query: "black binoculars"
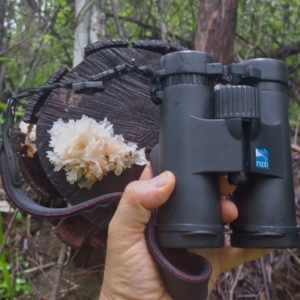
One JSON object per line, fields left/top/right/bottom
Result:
{"left": 150, "top": 50, "right": 300, "bottom": 249}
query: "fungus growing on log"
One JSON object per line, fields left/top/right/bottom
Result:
{"left": 19, "top": 121, "right": 37, "bottom": 157}
{"left": 46, "top": 115, "right": 148, "bottom": 189}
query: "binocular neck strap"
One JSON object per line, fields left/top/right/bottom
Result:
{"left": 1, "top": 148, "right": 211, "bottom": 299}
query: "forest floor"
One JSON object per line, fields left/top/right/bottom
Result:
{"left": 0, "top": 213, "right": 104, "bottom": 299}
{"left": 2, "top": 147, "right": 300, "bottom": 299}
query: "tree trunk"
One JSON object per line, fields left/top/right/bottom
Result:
{"left": 73, "top": 0, "right": 93, "bottom": 67}
{"left": 157, "top": 0, "right": 167, "bottom": 41}
{"left": 194, "top": 0, "right": 237, "bottom": 64}
{"left": 89, "top": 0, "right": 106, "bottom": 43}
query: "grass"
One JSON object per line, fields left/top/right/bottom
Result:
{"left": 0, "top": 212, "right": 13, "bottom": 299}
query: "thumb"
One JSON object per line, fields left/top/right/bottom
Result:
{"left": 108, "top": 171, "right": 176, "bottom": 239}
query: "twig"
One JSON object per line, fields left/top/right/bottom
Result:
{"left": 229, "top": 265, "right": 243, "bottom": 300}
{"left": 0, "top": 31, "right": 37, "bottom": 56}
{"left": 0, "top": 209, "right": 19, "bottom": 257}
{"left": 110, "top": 0, "right": 125, "bottom": 38}
{"left": 260, "top": 257, "right": 270, "bottom": 300}
{"left": 286, "top": 287, "right": 295, "bottom": 300}
{"left": 27, "top": 256, "right": 53, "bottom": 285}
{"left": 291, "top": 143, "right": 300, "bottom": 153}
{"left": 287, "top": 249, "right": 300, "bottom": 267}
{"left": 293, "top": 86, "right": 300, "bottom": 104}
{"left": 17, "top": 262, "right": 56, "bottom": 274}
{"left": 294, "top": 111, "right": 300, "bottom": 144}
{"left": 235, "top": 33, "right": 267, "bottom": 57}
{"left": 15, "top": 9, "right": 59, "bottom": 93}
{"left": 50, "top": 243, "right": 68, "bottom": 300}
{"left": 105, "top": 13, "right": 191, "bottom": 46}
{"left": 59, "top": 277, "right": 79, "bottom": 296}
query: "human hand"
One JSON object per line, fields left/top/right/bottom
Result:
{"left": 190, "top": 175, "right": 271, "bottom": 293}
{"left": 99, "top": 164, "right": 271, "bottom": 300}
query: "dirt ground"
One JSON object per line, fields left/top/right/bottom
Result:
{"left": 2, "top": 216, "right": 104, "bottom": 300}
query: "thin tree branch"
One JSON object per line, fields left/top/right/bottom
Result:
{"left": 291, "top": 143, "right": 300, "bottom": 153}
{"left": 49, "top": 26, "right": 72, "bottom": 66}
{"left": 75, "top": 0, "right": 94, "bottom": 25}
{"left": 98, "top": 0, "right": 107, "bottom": 40}
{"left": 50, "top": 243, "right": 68, "bottom": 300}
{"left": 294, "top": 111, "right": 300, "bottom": 144}
{"left": 15, "top": 9, "right": 59, "bottom": 93}
{"left": 272, "top": 41, "right": 300, "bottom": 60}
{"left": 110, "top": 0, "right": 124, "bottom": 38}
{"left": 0, "top": 31, "right": 38, "bottom": 56}
{"left": 106, "top": 13, "right": 191, "bottom": 47}
{"left": 17, "top": 262, "right": 56, "bottom": 274}
{"left": 229, "top": 265, "right": 243, "bottom": 300}
{"left": 235, "top": 33, "right": 268, "bottom": 57}
{"left": 156, "top": 0, "right": 167, "bottom": 41}
{"left": 260, "top": 257, "right": 270, "bottom": 300}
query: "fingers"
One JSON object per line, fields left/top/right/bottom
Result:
{"left": 220, "top": 198, "right": 238, "bottom": 223}
{"left": 109, "top": 168, "right": 176, "bottom": 238}
{"left": 139, "top": 166, "right": 238, "bottom": 224}
{"left": 140, "top": 166, "right": 238, "bottom": 223}
{"left": 219, "top": 175, "right": 236, "bottom": 195}
{"left": 139, "top": 163, "right": 153, "bottom": 180}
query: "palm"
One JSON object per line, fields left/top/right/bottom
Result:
{"left": 107, "top": 232, "right": 270, "bottom": 299}
{"left": 191, "top": 245, "right": 271, "bottom": 293}
{"left": 104, "top": 225, "right": 173, "bottom": 300}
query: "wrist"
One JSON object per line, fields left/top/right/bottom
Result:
{"left": 99, "top": 278, "right": 127, "bottom": 300}
{"left": 99, "top": 284, "right": 113, "bottom": 300}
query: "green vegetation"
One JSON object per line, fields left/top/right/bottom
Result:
{"left": 0, "top": 212, "right": 33, "bottom": 299}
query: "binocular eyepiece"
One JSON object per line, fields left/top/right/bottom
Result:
{"left": 150, "top": 50, "right": 300, "bottom": 249}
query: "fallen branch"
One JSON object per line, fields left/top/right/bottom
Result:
{"left": 229, "top": 265, "right": 244, "bottom": 300}
{"left": 260, "top": 257, "right": 270, "bottom": 300}
{"left": 50, "top": 243, "right": 68, "bottom": 300}
{"left": 17, "top": 262, "right": 56, "bottom": 275}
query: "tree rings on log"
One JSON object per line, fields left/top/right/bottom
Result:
{"left": 14, "top": 39, "right": 184, "bottom": 248}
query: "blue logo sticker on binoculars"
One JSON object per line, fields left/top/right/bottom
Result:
{"left": 255, "top": 148, "right": 269, "bottom": 169}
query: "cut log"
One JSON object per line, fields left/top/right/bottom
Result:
{"left": 15, "top": 39, "right": 183, "bottom": 250}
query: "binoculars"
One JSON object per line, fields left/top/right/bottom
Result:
{"left": 150, "top": 50, "right": 300, "bottom": 249}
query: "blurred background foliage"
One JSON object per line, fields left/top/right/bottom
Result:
{"left": 1, "top": 1, "right": 300, "bottom": 298}
{"left": 1, "top": 0, "right": 300, "bottom": 111}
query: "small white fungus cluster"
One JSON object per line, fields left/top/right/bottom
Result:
{"left": 46, "top": 115, "right": 148, "bottom": 189}
{"left": 19, "top": 121, "right": 37, "bottom": 142}
{"left": 19, "top": 121, "right": 37, "bottom": 157}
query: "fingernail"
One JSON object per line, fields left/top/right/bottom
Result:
{"left": 152, "top": 172, "right": 169, "bottom": 188}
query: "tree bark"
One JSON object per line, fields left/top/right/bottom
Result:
{"left": 110, "top": 0, "right": 124, "bottom": 38}
{"left": 73, "top": 0, "right": 93, "bottom": 67}
{"left": 89, "top": 0, "right": 106, "bottom": 43}
{"left": 98, "top": 0, "right": 107, "bottom": 40}
{"left": 157, "top": 0, "right": 167, "bottom": 41}
{"left": 194, "top": 0, "right": 238, "bottom": 64}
